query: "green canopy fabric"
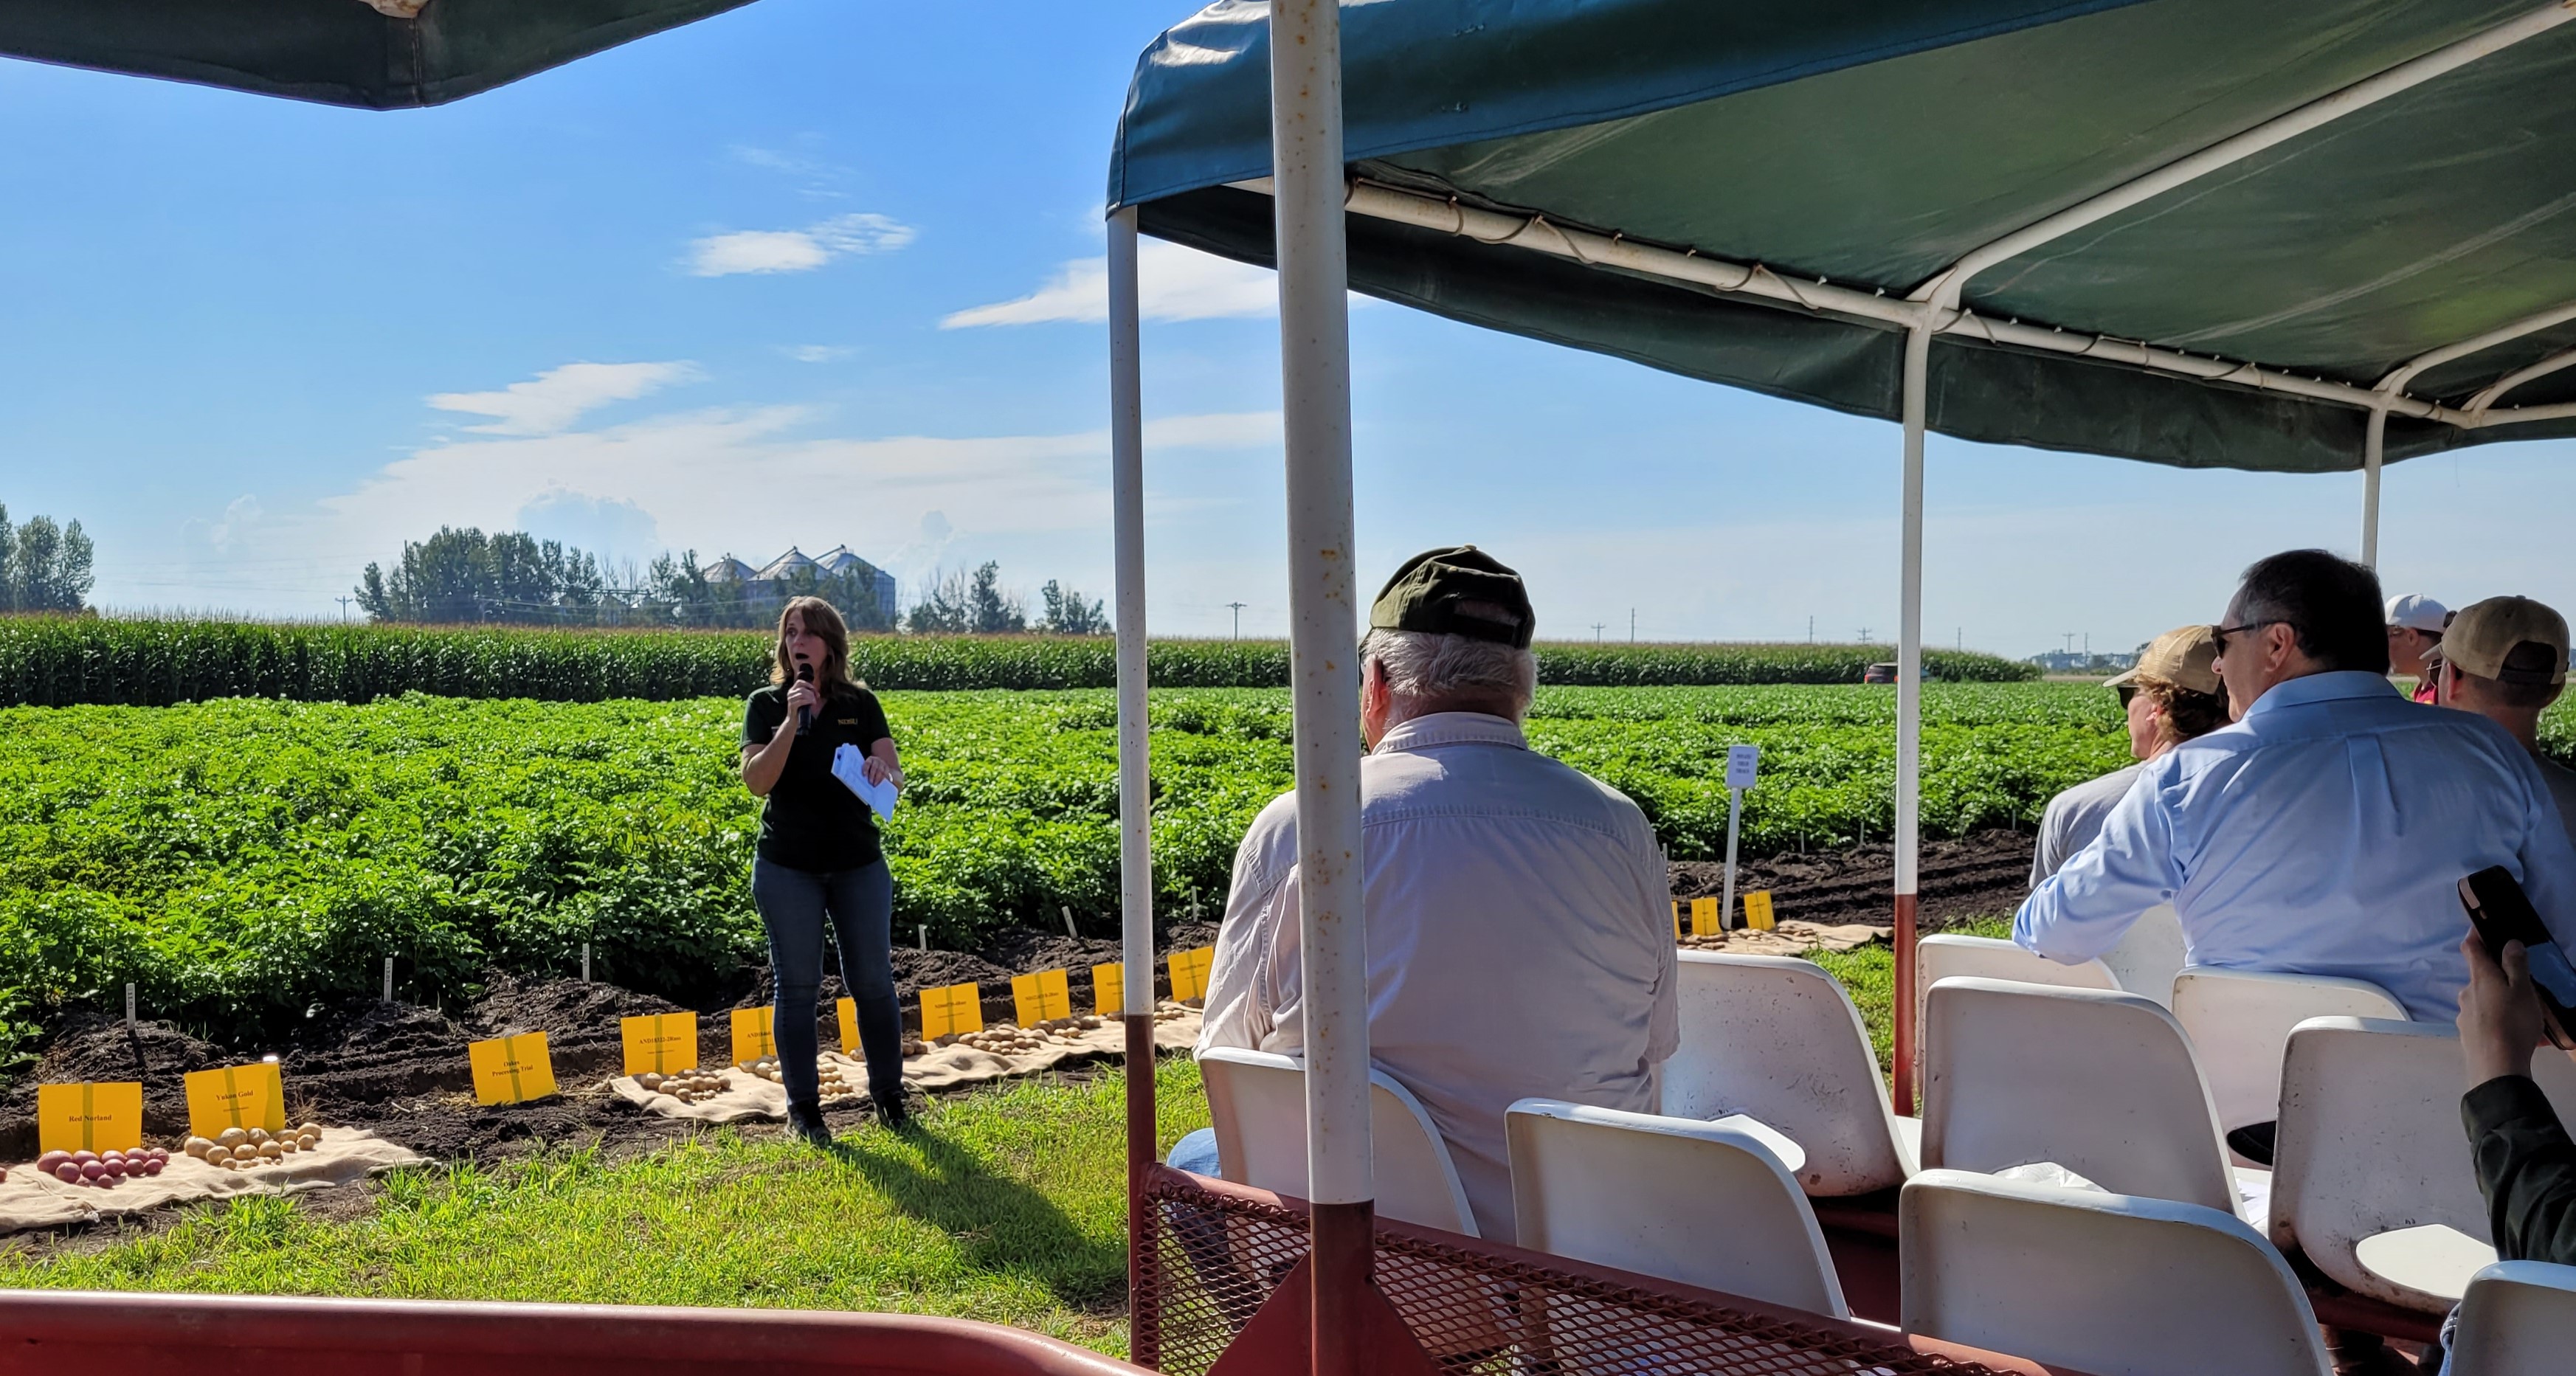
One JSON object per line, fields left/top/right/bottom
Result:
{"left": 0, "top": 0, "right": 753, "bottom": 110}
{"left": 1110, "top": 0, "right": 2576, "bottom": 473}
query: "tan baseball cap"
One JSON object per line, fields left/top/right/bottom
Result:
{"left": 2104, "top": 624, "right": 2222, "bottom": 696}
{"left": 2441, "top": 596, "right": 2570, "bottom": 685}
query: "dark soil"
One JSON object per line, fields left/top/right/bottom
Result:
{"left": 1669, "top": 827, "right": 2034, "bottom": 933}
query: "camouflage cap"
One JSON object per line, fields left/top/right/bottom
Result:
{"left": 1369, "top": 546, "right": 1535, "bottom": 649}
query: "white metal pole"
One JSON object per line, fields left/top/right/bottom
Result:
{"left": 1719, "top": 788, "right": 1744, "bottom": 930}
{"left": 2361, "top": 404, "right": 2386, "bottom": 570}
{"left": 1110, "top": 207, "right": 1155, "bottom": 1030}
{"left": 1270, "top": 0, "right": 1370, "bottom": 1221}
{"left": 1107, "top": 203, "right": 1160, "bottom": 1368}
{"left": 1892, "top": 319, "right": 1930, "bottom": 1115}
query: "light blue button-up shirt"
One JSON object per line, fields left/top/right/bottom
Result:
{"left": 2016, "top": 671, "right": 2576, "bottom": 1021}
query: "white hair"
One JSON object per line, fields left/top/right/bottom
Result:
{"left": 1360, "top": 627, "right": 1537, "bottom": 719}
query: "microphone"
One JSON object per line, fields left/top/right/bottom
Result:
{"left": 795, "top": 663, "right": 815, "bottom": 736}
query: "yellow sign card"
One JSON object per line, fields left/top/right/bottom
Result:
{"left": 38, "top": 1082, "right": 143, "bottom": 1155}
{"left": 183, "top": 1062, "right": 285, "bottom": 1140}
{"left": 1744, "top": 890, "right": 1776, "bottom": 932}
{"left": 921, "top": 982, "right": 983, "bottom": 1039}
{"left": 1671, "top": 899, "right": 1682, "bottom": 940}
{"left": 468, "top": 1032, "right": 557, "bottom": 1106}
{"left": 621, "top": 1012, "right": 697, "bottom": 1076}
{"left": 1690, "top": 896, "right": 1720, "bottom": 937}
{"left": 1092, "top": 962, "right": 1124, "bottom": 1018}
{"left": 1012, "top": 969, "right": 1073, "bottom": 1026}
{"left": 729, "top": 1006, "right": 776, "bottom": 1066}
{"left": 838, "top": 997, "right": 860, "bottom": 1056}
{"left": 1170, "top": 945, "right": 1215, "bottom": 1003}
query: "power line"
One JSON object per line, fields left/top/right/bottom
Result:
{"left": 1225, "top": 601, "right": 1246, "bottom": 641}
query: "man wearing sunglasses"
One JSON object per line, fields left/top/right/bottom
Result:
{"left": 2017, "top": 549, "right": 2576, "bottom": 1031}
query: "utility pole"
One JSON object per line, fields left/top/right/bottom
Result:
{"left": 1808, "top": 615, "right": 1814, "bottom": 643}
{"left": 1225, "top": 601, "right": 1247, "bottom": 641}
{"left": 335, "top": 595, "right": 354, "bottom": 622}
{"left": 1629, "top": 608, "right": 1636, "bottom": 643}
{"left": 1957, "top": 627, "right": 1963, "bottom": 651}
{"left": 1591, "top": 621, "right": 1606, "bottom": 643}
{"left": 1857, "top": 626, "right": 1872, "bottom": 643}
{"left": 2062, "top": 632, "right": 2077, "bottom": 656}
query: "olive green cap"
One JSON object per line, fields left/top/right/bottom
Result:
{"left": 1369, "top": 545, "right": 1535, "bottom": 649}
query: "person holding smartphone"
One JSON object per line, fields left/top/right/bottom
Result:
{"left": 741, "top": 595, "right": 906, "bottom": 1141}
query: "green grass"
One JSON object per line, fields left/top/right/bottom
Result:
{"left": 0, "top": 1058, "right": 1212, "bottom": 1358}
{"left": 1808, "top": 914, "right": 2012, "bottom": 1068}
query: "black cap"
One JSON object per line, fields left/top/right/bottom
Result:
{"left": 1368, "top": 546, "right": 1535, "bottom": 649}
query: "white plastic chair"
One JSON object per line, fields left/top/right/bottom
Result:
{"left": 2172, "top": 967, "right": 2408, "bottom": 1135}
{"left": 1198, "top": 1046, "right": 1478, "bottom": 1236}
{"left": 2449, "top": 1261, "right": 2576, "bottom": 1376}
{"left": 1662, "top": 952, "right": 1915, "bottom": 1196}
{"left": 2271, "top": 1017, "right": 2576, "bottom": 1312}
{"left": 1506, "top": 1099, "right": 1848, "bottom": 1318}
{"left": 1922, "top": 977, "right": 2248, "bottom": 1217}
{"left": 1900, "top": 1169, "right": 2333, "bottom": 1376}
{"left": 2099, "top": 902, "right": 2189, "bottom": 1003}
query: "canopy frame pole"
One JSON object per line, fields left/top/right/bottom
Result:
{"left": 1268, "top": 0, "right": 1376, "bottom": 1371}
{"left": 1909, "top": 1, "right": 2576, "bottom": 313}
{"left": 1107, "top": 206, "right": 1159, "bottom": 1370}
{"left": 2468, "top": 344, "right": 2576, "bottom": 413}
{"left": 1892, "top": 317, "right": 1930, "bottom": 1116}
{"left": 2361, "top": 404, "right": 2386, "bottom": 570}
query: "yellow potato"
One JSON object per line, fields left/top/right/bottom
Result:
{"left": 184, "top": 1137, "right": 213, "bottom": 1159}
{"left": 215, "top": 1127, "right": 249, "bottom": 1149}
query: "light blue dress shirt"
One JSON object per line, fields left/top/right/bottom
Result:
{"left": 2015, "top": 671, "right": 2576, "bottom": 1021}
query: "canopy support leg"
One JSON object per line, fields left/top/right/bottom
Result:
{"left": 1892, "top": 320, "right": 1930, "bottom": 1116}
{"left": 2361, "top": 405, "right": 2386, "bottom": 570}
{"left": 1108, "top": 206, "right": 1158, "bottom": 1371}
{"left": 1266, "top": 2, "right": 1377, "bottom": 1375}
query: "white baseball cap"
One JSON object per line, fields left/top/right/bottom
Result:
{"left": 2385, "top": 593, "right": 2450, "bottom": 633}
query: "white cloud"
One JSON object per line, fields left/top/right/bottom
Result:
{"left": 688, "top": 212, "right": 915, "bottom": 277}
{"left": 781, "top": 344, "right": 856, "bottom": 364}
{"left": 427, "top": 361, "right": 702, "bottom": 437}
{"left": 942, "top": 239, "right": 1280, "bottom": 327}
{"left": 208, "top": 495, "right": 263, "bottom": 553}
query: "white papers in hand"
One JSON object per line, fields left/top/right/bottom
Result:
{"left": 831, "top": 743, "right": 899, "bottom": 818}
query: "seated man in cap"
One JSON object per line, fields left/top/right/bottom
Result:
{"left": 2437, "top": 595, "right": 2576, "bottom": 844}
{"left": 2029, "top": 625, "right": 2228, "bottom": 885}
{"left": 2389, "top": 592, "right": 2452, "bottom": 704}
{"left": 1183, "top": 546, "right": 1676, "bottom": 1240}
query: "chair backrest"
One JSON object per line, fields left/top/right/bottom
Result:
{"left": 1198, "top": 1047, "right": 1479, "bottom": 1237}
{"left": 1922, "top": 977, "right": 2237, "bottom": 1212}
{"left": 2172, "top": 968, "right": 2408, "bottom": 1134}
{"left": 1506, "top": 1099, "right": 1849, "bottom": 1318}
{"left": 1662, "top": 953, "right": 1911, "bottom": 1195}
{"left": 2099, "top": 902, "right": 2189, "bottom": 1006}
{"left": 2271, "top": 1018, "right": 2576, "bottom": 1311}
{"left": 1900, "top": 1169, "right": 2332, "bottom": 1376}
{"left": 2449, "top": 1261, "right": 2576, "bottom": 1376}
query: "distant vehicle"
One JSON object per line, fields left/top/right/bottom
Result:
{"left": 1862, "top": 663, "right": 1938, "bottom": 684}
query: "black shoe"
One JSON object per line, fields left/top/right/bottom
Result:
{"left": 874, "top": 1088, "right": 914, "bottom": 1133}
{"left": 787, "top": 1104, "right": 833, "bottom": 1147}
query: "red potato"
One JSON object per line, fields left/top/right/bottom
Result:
{"left": 142, "top": 1158, "right": 163, "bottom": 1176}
{"left": 35, "top": 1151, "right": 68, "bottom": 1174}
{"left": 78, "top": 1162, "right": 104, "bottom": 1180}
{"left": 71, "top": 1151, "right": 97, "bottom": 1166}
{"left": 52, "top": 1163, "right": 80, "bottom": 1183}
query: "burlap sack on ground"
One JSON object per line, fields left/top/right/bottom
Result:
{"left": 0, "top": 1127, "right": 424, "bottom": 1235}
{"left": 1678, "top": 919, "right": 1888, "bottom": 957}
{"left": 616, "top": 1007, "right": 1204, "bottom": 1124}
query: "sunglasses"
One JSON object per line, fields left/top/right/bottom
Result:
{"left": 2210, "top": 619, "right": 2287, "bottom": 655}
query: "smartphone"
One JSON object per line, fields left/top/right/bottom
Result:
{"left": 2459, "top": 866, "right": 2576, "bottom": 1050}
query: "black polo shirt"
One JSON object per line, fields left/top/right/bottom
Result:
{"left": 742, "top": 683, "right": 894, "bottom": 873}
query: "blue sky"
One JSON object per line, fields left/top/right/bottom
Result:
{"left": 4, "top": 0, "right": 2573, "bottom": 657}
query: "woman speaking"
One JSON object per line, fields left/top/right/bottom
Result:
{"left": 740, "top": 595, "right": 907, "bottom": 1141}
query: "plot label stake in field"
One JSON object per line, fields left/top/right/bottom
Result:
{"left": 1671, "top": 900, "right": 1682, "bottom": 941}
{"left": 38, "top": 1082, "right": 143, "bottom": 1155}
{"left": 728, "top": 1007, "right": 776, "bottom": 1067}
{"left": 184, "top": 1062, "right": 285, "bottom": 1139}
{"left": 1722, "top": 745, "right": 1759, "bottom": 932}
{"left": 467, "top": 1033, "right": 556, "bottom": 1106}
{"left": 621, "top": 1012, "right": 697, "bottom": 1076}
{"left": 1063, "top": 906, "right": 1079, "bottom": 939}
{"left": 1689, "top": 897, "right": 1719, "bottom": 938}
{"left": 836, "top": 997, "right": 860, "bottom": 1056}
{"left": 1744, "top": 891, "right": 1776, "bottom": 932}
{"left": 125, "top": 983, "right": 136, "bottom": 1038}
{"left": 1169, "top": 946, "right": 1215, "bottom": 1003}
{"left": 581, "top": 942, "right": 591, "bottom": 983}
{"left": 1092, "top": 962, "right": 1124, "bottom": 1017}
{"left": 1013, "top": 969, "right": 1073, "bottom": 1026}
{"left": 921, "top": 982, "right": 983, "bottom": 1039}
{"left": 918, "top": 925, "right": 929, "bottom": 953}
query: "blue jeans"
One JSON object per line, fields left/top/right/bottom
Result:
{"left": 750, "top": 857, "right": 903, "bottom": 1113}
{"left": 1170, "top": 1127, "right": 1222, "bottom": 1176}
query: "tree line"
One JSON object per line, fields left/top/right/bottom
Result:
{"left": 0, "top": 504, "right": 96, "bottom": 615}
{"left": 356, "top": 528, "right": 1108, "bottom": 635}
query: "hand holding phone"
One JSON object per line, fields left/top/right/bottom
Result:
{"left": 2459, "top": 866, "right": 2576, "bottom": 1051}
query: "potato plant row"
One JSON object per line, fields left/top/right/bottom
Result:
{"left": 0, "top": 684, "right": 2153, "bottom": 1068}
{"left": 0, "top": 617, "right": 2035, "bottom": 708}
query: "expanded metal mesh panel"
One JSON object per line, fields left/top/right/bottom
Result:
{"left": 1137, "top": 1170, "right": 2014, "bottom": 1375}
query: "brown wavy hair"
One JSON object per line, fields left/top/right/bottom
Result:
{"left": 770, "top": 596, "right": 865, "bottom": 694}
{"left": 2135, "top": 674, "right": 2228, "bottom": 746}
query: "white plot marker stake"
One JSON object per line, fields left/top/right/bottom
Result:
{"left": 581, "top": 942, "right": 592, "bottom": 983}
{"left": 919, "top": 925, "right": 930, "bottom": 952}
{"left": 1063, "top": 906, "right": 1079, "bottom": 940}
{"left": 125, "top": 983, "right": 137, "bottom": 1037}
{"left": 1722, "top": 745, "right": 1760, "bottom": 930}
{"left": 384, "top": 956, "right": 394, "bottom": 1004}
